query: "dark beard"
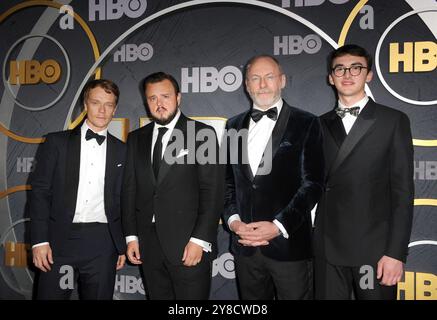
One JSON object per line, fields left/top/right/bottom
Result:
{"left": 151, "top": 108, "right": 178, "bottom": 126}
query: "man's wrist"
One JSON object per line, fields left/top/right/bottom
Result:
{"left": 230, "top": 220, "right": 240, "bottom": 232}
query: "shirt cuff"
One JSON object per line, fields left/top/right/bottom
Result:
{"left": 227, "top": 214, "right": 241, "bottom": 230}
{"left": 126, "top": 235, "right": 138, "bottom": 244}
{"left": 190, "top": 237, "right": 212, "bottom": 252}
{"left": 273, "top": 219, "right": 289, "bottom": 239}
{"left": 32, "top": 242, "right": 49, "bottom": 249}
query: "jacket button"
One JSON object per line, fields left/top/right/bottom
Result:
{"left": 325, "top": 187, "right": 331, "bottom": 192}
{"left": 252, "top": 184, "right": 257, "bottom": 189}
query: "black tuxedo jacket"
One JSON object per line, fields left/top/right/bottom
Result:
{"left": 314, "top": 99, "right": 414, "bottom": 266}
{"left": 30, "top": 125, "right": 127, "bottom": 255}
{"left": 223, "top": 102, "right": 324, "bottom": 261}
{"left": 121, "top": 114, "right": 224, "bottom": 265}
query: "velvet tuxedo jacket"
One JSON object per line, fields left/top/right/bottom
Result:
{"left": 224, "top": 102, "right": 324, "bottom": 261}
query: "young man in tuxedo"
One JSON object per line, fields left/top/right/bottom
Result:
{"left": 122, "top": 72, "right": 223, "bottom": 300}
{"left": 30, "top": 79, "right": 126, "bottom": 299}
{"left": 224, "top": 55, "right": 324, "bottom": 299}
{"left": 314, "top": 44, "right": 414, "bottom": 300}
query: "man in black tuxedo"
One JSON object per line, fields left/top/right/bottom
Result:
{"left": 224, "top": 55, "right": 324, "bottom": 299}
{"left": 122, "top": 72, "right": 223, "bottom": 300}
{"left": 314, "top": 44, "right": 414, "bottom": 300}
{"left": 30, "top": 79, "right": 126, "bottom": 299}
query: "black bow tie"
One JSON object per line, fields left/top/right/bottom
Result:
{"left": 85, "top": 129, "right": 105, "bottom": 145}
{"left": 335, "top": 106, "right": 360, "bottom": 119}
{"left": 250, "top": 107, "right": 278, "bottom": 122}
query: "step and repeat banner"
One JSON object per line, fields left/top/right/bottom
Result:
{"left": 0, "top": 0, "right": 436, "bottom": 300}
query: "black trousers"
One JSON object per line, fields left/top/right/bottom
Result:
{"left": 36, "top": 223, "right": 118, "bottom": 300}
{"left": 140, "top": 225, "right": 212, "bottom": 300}
{"left": 234, "top": 248, "right": 313, "bottom": 300}
{"left": 314, "top": 257, "right": 397, "bottom": 300}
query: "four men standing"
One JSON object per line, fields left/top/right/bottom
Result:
{"left": 30, "top": 46, "right": 414, "bottom": 300}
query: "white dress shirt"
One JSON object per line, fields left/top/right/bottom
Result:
{"left": 126, "top": 110, "right": 212, "bottom": 252}
{"left": 338, "top": 96, "right": 369, "bottom": 134}
{"left": 227, "top": 99, "right": 289, "bottom": 239}
{"left": 73, "top": 122, "right": 108, "bottom": 223}
{"left": 151, "top": 109, "right": 182, "bottom": 161}
{"left": 33, "top": 121, "right": 108, "bottom": 248}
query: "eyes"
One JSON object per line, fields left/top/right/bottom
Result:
{"left": 148, "top": 94, "right": 172, "bottom": 103}
{"left": 331, "top": 65, "right": 367, "bottom": 77}
{"left": 248, "top": 74, "right": 280, "bottom": 84}
{"left": 87, "top": 99, "right": 115, "bottom": 109}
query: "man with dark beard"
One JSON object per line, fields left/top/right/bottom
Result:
{"left": 121, "top": 72, "right": 224, "bottom": 299}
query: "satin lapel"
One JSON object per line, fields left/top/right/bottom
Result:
{"left": 325, "top": 110, "right": 347, "bottom": 148}
{"left": 328, "top": 101, "right": 376, "bottom": 176}
{"left": 104, "top": 134, "right": 117, "bottom": 218}
{"left": 65, "top": 127, "right": 81, "bottom": 220}
{"left": 239, "top": 111, "right": 254, "bottom": 182}
{"left": 270, "top": 103, "right": 291, "bottom": 160}
{"left": 139, "top": 124, "right": 155, "bottom": 185}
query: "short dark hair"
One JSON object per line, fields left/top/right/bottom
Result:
{"left": 82, "top": 79, "right": 120, "bottom": 105}
{"left": 245, "top": 54, "right": 284, "bottom": 77}
{"left": 143, "top": 72, "right": 180, "bottom": 95}
{"left": 328, "top": 44, "right": 373, "bottom": 72}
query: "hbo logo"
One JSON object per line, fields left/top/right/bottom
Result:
{"left": 114, "top": 275, "right": 145, "bottom": 294}
{"left": 113, "top": 43, "right": 153, "bottom": 62}
{"left": 89, "top": 0, "right": 147, "bottom": 21}
{"left": 274, "top": 34, "right": 322, "bottom": 56}
{"left": 181, "top": 66, "right": 242, "bottom": 93}
{"left": 212, "top": 252, "right": 235, "bottom": 279}
{"left": 390, "top": 41, "right": 437, "bottom": 73}
{"left": 9, "top": 59, "right": 61, "bottom": 85}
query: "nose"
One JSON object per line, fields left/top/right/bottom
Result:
{"left": 343, "top": 68, "right": 352, "bottom": 79}
{"left": 156, "top": 97, "right": 163, "bottom": 107}
{"left": 259, "top": 76, "right": 267, "bottom": 88}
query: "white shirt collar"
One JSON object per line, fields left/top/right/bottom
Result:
{"left": 252, "top": 98, "right": 283, "bottom": 116}
{"left": 153, "top": 109, "right": 181, "bottom": 132}
{"left": 81, "top": 120, "right": 108, "bottom": 138}
{"left": 338, "top": 95, "right": 369, "bottom": 113}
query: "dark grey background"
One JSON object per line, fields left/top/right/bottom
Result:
{"left": 0, "top": 0, "right": 435, "bottom": 299}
